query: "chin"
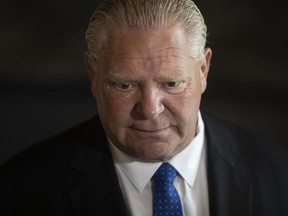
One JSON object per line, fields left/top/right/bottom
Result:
{"left": 127, "top": 143, "right": 179, "bottom": 162}
{"left": 136, "top": 152, "right": 175, "bottom": 162}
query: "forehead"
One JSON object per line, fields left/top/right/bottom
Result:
{"left": 99, "top": 25, "right": 198, "bottom": 81}
{"left": 104, "top": 25, "right": 192, "bottom": 59}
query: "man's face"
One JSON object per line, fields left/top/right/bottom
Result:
{"left": 87, "top": 25, "right": 212, "bottom": 162}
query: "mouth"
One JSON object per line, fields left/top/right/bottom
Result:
{"left": 129, "top": 126, "right": 170, "bottom": 134}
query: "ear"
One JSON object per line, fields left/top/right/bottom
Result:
{"left": 200, "top": 47, "right": 212, "bottom": 93}
{"left": 84, "top": 51, "right": 98, "bottom": 98}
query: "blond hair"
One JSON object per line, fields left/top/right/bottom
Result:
{"left": 85, "top": 0, "right": 207, "bottom": 63}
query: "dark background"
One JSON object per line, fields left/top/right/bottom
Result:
{"left": 1, "top": 0, "right": 288, "bottom": 165}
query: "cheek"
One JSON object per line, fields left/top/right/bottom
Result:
{"left": 97, "top": 85, "right": 133, "bottom": 118}
{"left": 168, "top": 94, "right": 200, "bottom": 139}
{"left": 165, "top": 83, "right": 201, "bottom": 125}
{"left": 173, "top": 94, "right": 200, "bottom": 118}
{"left": 171, "top": 82, "right": 202, "bottom": 110}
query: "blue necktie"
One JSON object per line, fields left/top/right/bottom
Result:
{"left": 152, "top": 162, "right": 183, "bottom": 216}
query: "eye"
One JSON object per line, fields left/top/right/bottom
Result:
{"left": 165, "top": 81, "right": 179, "bottom": 88}
{"left": 162, "top": 81, "right": 186, "bottom": 93}
{"left": 115, "top": 82, "right": 137, "bottom": 91}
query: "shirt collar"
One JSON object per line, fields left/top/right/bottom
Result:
{"left": 108, "top": 111, "right": 206, "bottom": 192}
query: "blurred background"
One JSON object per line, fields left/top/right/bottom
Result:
{"left": 1, "top": 0, "right": 287, "bottom": 165}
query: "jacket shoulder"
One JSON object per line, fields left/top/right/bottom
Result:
{"left": 202, "top": 112, "right": 288, "bottom": 161}
{"left": 0, "top": 116, "right": 105, "bottom": 174}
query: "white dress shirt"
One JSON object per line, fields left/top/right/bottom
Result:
{"left": 108, "top": 112, "right": 209, "bottom": 216}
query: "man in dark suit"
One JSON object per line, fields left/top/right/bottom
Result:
{"left": 1, "top": 0, "right": 288, "bottom": 215}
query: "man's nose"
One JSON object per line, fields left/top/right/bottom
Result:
{"left": 132, "top": 88, "right": 165, "bottom": 120}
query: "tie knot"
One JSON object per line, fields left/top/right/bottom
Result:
{"left": 153, "top": 162, "right": 177, "bottom": 184}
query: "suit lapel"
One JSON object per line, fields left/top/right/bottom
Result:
{"left": 207, "top": 147, "right": 253, "bottom": 216}
{"left": 66, "top": 117, "right": 128, "bottom": 216}
{"left": 203, "top": 113, "right": 254, "bottom": 216}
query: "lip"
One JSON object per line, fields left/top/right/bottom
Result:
{"left": 129, "top": 126, "right": 170, "bottom": 133}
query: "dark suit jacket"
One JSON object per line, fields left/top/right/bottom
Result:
{"left": 1, "top": 113, "right": 288, "bottom": 216}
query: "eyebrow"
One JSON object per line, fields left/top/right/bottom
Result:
{"left": 105, "top": 71, "right": 136, "bottom": 82}
{"left": 105, "top": 70, "right": 193, "bottom": 83}
{"left": 157, "top": 74, "right": 193, "bottom": 82}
